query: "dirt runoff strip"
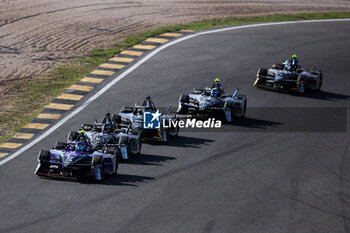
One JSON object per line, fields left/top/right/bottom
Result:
{"left": 0, "top": 0, "right": 350, "bottom": 142}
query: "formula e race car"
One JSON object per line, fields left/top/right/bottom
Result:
{"left": 35, "top": 137, "right": 119, "bottom": 181}
{"left": 254, "top": 59, "right": 322, "bottom": 93}
{"left": 117, "top": 96, "right": 179, "bottom": 142}
{"left": 79, "top": 112, "right": 142, "bottom": 160}
{"left": 177, "top": 80, "right": 247, "bottom": 122}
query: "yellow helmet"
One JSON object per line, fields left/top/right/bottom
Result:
{"left": 292, "top": 54, "right": 297, "bottom": 59}
{"left": 79, "top": 129, "right": 86, "bottom": 134}
{"left": 214, "top": 77, "right": 220, "bottom": 82}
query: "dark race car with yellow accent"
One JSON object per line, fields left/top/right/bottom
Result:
{"left": 254, "top": 55, "right": 323, "bottom": 93}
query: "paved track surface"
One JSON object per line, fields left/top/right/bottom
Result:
{"left": 1, "top": 21, "right": 350, "bottom": 233}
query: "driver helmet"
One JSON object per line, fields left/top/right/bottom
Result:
{"left": 79, "top": 129, "right": 86, "bottom": 135}
{"left": 76, "top": 142, "right": 85, "bottom": 152}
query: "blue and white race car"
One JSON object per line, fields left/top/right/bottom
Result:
{"left": 254, "top": 55, "right": 323, "bottom": 93}
{"left": 177, "top": 79, "right": 247, "bottom": 122}
{"left": 79, "top": 112, "right": 142, "bottom": 160}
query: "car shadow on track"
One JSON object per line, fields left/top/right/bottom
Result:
{"left": 291, "top": 90, "right": 350, "bottom": 102}
{"left": 229, "top": 117, "right": 283, "bottom": 130}
{"left": 77, "top": 173, "right": 154, "bottom": 186}
{"left": 39, "top": 173, "right": 154, "bottom": 186}
{"left": 126, "top": 153, "right": 175, "bottom": 166}
{"left": 101, "top": 173, "right": 154, "bottom": 186}
{"left": 255, "top": 86, "right": 350, "bottom": 102}
{"left": 146, "top": 135, "right": 214, "bottom": 148}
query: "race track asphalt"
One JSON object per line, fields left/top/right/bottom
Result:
{"left": 0, "top": 20, "right": 350, "bottom": 233}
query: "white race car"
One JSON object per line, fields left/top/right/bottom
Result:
{"left": 177, "top": 80, "right": 247, "bottom": 122}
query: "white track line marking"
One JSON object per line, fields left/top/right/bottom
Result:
{"left": 1, "top": 18, "right": 349, "bottom": 167}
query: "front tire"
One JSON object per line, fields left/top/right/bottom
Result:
{"left": 52, "top": 142, "right": 67, "bottom": 150}
{"left": 35, "top": 150, "right": 51, "bottom": 176}
{"left": 67, "top": 131, "right": 79, "bottom": 142}
{"left": 254, "top": 68, "right": 267, "bottom": 87}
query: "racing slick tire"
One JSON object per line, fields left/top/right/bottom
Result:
{"left": 177, "top": 94, "right": 190, "bottom": 114}
{"left": 35, "top": 150, "right": 51, "bottom": 176}
{"left": 80, "top": 124, "right": 93, "bottom": 131}
{"left": 257, "top": 68, "right": 267, "bottom": 77}
{"left": 91, "top": 155, "right": 104, "bottom": 181}
{"left": 120, "top": 106, "right": 134, "bottom": 114}
{"left": 52, "top": 142, "right": 67, "bottom": 150}
{"left": 67, "top": 131, "right": 79, "bottom": 142}
{"left": 112, "top": 114, "right": 122, "bottom": 125}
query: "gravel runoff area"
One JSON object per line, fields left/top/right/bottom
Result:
{"left": 0, "top": 0, "right": 350, "bottom": 140}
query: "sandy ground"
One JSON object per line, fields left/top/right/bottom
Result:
{"left": 1, "top": 0, "right": 350, "bottom": 82}
{"left": 0, "top": 0, "right": 349, "bottom": 139}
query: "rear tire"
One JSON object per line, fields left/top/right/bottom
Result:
{"left": 67, "top": 131, "right": 79, "bottom": 142}
{"left": 52, "top": 142, "right": 67, "bottom": 150}
{"left": 92, "top": 155, "right": 104, "bottom": 181}
{"left": 81, "top": 124, "right": 93, "bottom": 131}
{"left": 120, "top": 106, "right": 134, "bottom": 114}
{"left": 113, "top": 114, "right": 121, "bottom": 125}
{"left": 257, "top": 68, "right": 267, "bottom": 77}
